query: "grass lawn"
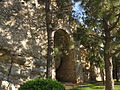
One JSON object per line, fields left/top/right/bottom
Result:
{"left": 72, "top": 81, "right": 120, "bottom": 90}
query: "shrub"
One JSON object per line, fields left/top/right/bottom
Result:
{"left": 19, "top": 78, "right": 65, "bottom": 90}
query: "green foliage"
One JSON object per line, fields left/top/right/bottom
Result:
{"left": 73, "top": 0, "right": 119, "bottom": 31}
{"left": 73, "top": 27, "right": 104, "bottom": 68}
{"left": 19, "top": 78, "right": 65, "bottom": 90}
{"left": 56, "top": 0, "right": 70, "bottom": 8}
{"left": 73, "top": 0, "right": 120, "bottom": 68}
{"left": 56, "top": 0, "right": 72, "bottom": 19}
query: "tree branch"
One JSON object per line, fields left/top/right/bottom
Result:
{"left": 111, "top": 48, "right": 120, "bottom": 57}
{"left": 103, "top": 17, "right": 109, "bottom": 29}
{"left": 109, "top": 13, "right": 120, "bottom": 31}
{"left": 88, "top": 34, "right": 104, "bottom": 40}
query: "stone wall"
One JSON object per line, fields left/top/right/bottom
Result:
{"left": 0, "top": 48, "right": 46, "bottom": 89}
{"left": 0, "top": 0, "right": 79, "bottom": 89}
{"left": 0, "top": 0, "right": 47, "bottom": 89}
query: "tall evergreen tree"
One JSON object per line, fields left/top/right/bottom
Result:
{"left": 73, "top": 0, "right": 120, "bottom": 90}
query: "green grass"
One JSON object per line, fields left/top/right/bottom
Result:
{"left": 72, "top": 81, "right": 120, "bottom": 90}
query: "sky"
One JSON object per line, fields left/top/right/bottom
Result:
{"left": 72, "top": 1, "right": 85, "bottom": 23}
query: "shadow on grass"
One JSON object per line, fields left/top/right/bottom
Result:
{"left": 71, "top": 81, "right": 120, "bottom": 90}
{"left": 115, "top": 81, "right": 120, "bottom": 85}
{"left": 70, "top": 81, "right": 104, "bottom": 90}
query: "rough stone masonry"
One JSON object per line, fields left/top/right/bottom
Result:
{"left": 0, "top": 0, "right": 83, "bottom": 89}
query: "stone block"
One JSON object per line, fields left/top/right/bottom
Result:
{"left": 15, "top": 56, "right": 26, "bottom": 65}
{"left": 11, "top": 66, "right": 21, "bottom": 76}
{"left": 31, "top": 67, "right": 46, "bottom": 75}
{"left": 0, "top": 81, "right": 15, "bottom": 90}
{"left": 20, "top": 69, "right": 31, "bottom": 77}
{"left": 34, "top": 59, "right": 46, "bottom": 66}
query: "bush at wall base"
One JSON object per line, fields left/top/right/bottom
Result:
{"left": 19, "top": 78, "right": 65, "bottom": 90}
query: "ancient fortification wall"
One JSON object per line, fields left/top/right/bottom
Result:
{"left": 0, "top": 0, "right": 80, "bottom": 89}
{"left": 0, "top": 0, "right": 48, "bottom": 89}
{"left": 0, "top": 1, "right": 102, "bottom": 90}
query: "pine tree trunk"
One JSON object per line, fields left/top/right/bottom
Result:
{"left": 104, "top": 56, "right": 114, "bottom": 90}
{"left": 104, "top": 36, "right": 114, "bottom": 90}
{"left": 103, "top": 18, "right": 114, "bottom": 90}
{"left": 45, "top": 0, "right": 54, "bottom": 78}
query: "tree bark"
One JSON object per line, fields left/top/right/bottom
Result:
{"left": 45, "top": 0, "right": 54, "bottom": 78}
{"left": 103, "top": 17, "right": 114, "bottom": 90}
{"left": 104, "top": 29, "right": 114, "bottom": 90}
{"left": 104, "top": 56, "right": 114, "bottom": 90}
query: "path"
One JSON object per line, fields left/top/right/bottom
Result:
{"left": 63, "top": 82, "right": 78, "bottom": 90}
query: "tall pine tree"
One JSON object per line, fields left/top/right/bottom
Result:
{"left": 73, "top": 0, "right": 120, "bottom": 90}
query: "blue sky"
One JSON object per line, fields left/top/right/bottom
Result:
{"left": 72, "top": 1, "right": 84, "bottom": 23}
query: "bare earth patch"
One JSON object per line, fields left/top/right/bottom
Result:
{"left": 63, "top": 82, "right": 78, "bottom": 90}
